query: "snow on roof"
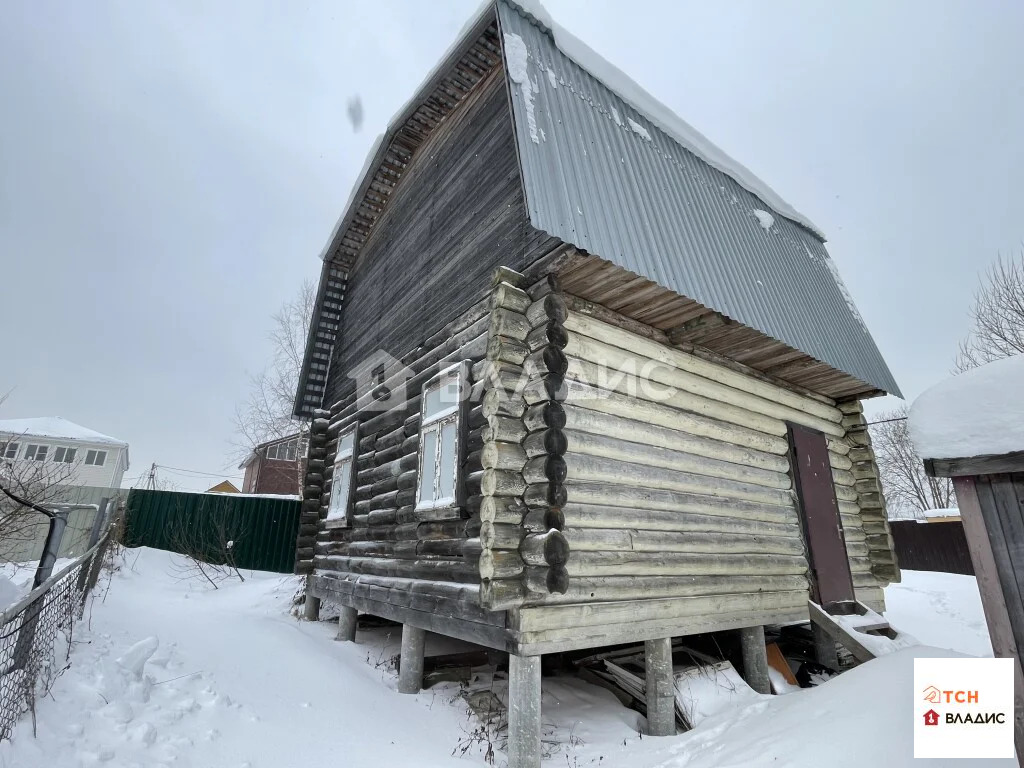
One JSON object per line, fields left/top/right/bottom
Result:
{"left": 922, "top": 507, "right": 960, "bottom": 518}
{"left": 0, "top": 417, "right": 128, "bottom": 447}
{"left": 319, "top": 0, "right": 825, "bottom": 266}
{"left": 909, "top": 354, "right": 1024, "bottom": 460}
{"left": 508, "top": 0, "right": 825, "bottom": 239}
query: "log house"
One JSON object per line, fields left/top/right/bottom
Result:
{"left": 291, "top": 2, "right": 902, "bottom": 765}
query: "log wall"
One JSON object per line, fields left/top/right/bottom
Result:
{"left": 507, "top": 289, "right": 895, "bottom": 650}
{"left": 307, "top": 292, "right": 506, "bottom": 644}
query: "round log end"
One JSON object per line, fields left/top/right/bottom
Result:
{"left": 541, "top": 347, "right": 569, "bottom": 376}
{"left": 543, "top": 401, "right": 567, "bottom": 430}
{"left": 545, "top": 507, "right": 565, "bottom": 531}
{"left": 543, "top": 529, "right": 570, "bottom": 566}
{"left": 545, "top": 322, "right": 569, "bottom": 350}
{"left": 544, "top": 428, "right": 568, "bottom": 457}
{"left": 543, "top": 294, "right": 569, "bottom": 324}
{"left": 545, "top": 455, "right": 567, "bottom": 484}
{"left": 546, "top": 565, "right": 570, "bottom": 594}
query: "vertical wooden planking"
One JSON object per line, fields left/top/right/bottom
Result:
{"left": 953, "top": 476, "right": 1024, "bottom": 757}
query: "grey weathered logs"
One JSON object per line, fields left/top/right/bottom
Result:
{"left": 476, "top": 271, "right": 533, "bottom": 609}
{"left": 310, "top": 292, "right": 499, "bottom": 616}
{"left": 475, "top": 269, "right": 572, "bottom": 609}
{"left": 838, "top": 400, "right": 899, "bottom": 585}
{"left": 296, "top": 410, "right": 330, "bottom": 579}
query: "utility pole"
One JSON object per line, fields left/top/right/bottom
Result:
{"left": 145, "top": 462, "right": 157, "bottom": 490}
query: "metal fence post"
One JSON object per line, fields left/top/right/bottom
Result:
{"left": 10, "top": 509, "right": 71, "bottom": 673}
{"left": 33, "top": 509, "right": 70, "bottom": 589}
{"left": 76, "top": 500, "right": 109, "bottom": 596}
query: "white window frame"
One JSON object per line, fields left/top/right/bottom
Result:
{"left": 1, "top": 441, "right": 19, "bottom": 460}
{"left": 85, "top": 449, "right": 107, "bottom": 467}
{"left": 326, "top": 425, "right": 358, "bottom": 525}
{"left": 53, "top": 446, "right": 77, "bottom": 464}
{"left": 24, "top": 444, "right": 48, "bottom": 462}
{"left": 415, "top": 362, "right": 467, "bottom": 512}
{"left": 266, "top": 438, "right": 298, "bottom": 462}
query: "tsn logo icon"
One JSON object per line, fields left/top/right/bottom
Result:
{"left": 922, "top": 685, "right": 979, "bottom": 704}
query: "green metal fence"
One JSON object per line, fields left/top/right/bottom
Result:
{"left": 123, "top": 490, "right": 300, "bottom": 574}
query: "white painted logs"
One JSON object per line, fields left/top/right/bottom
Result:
{"left": 645, "top": 638, "right": 676, "bottom": 736}
{"left": 562, "top": 310, "right": 841, "bottom": 425}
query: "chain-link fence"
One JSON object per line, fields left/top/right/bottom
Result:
{"left": 0, "top": 531, "right": 111, "bottom": 740}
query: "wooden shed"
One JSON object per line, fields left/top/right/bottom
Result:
{"left": 911, "top": 354, "right": 1024, "bottom": 760}
{"left": 291, "top": 1, "right": 901, "bottom": 764}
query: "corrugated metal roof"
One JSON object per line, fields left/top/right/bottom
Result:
{"left": 497, "top": 1, "right": 901, "bottom": 397}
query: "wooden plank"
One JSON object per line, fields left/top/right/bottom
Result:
{"left": 517, "top": 589, "right": 809, "bottom": 631}
{"left": 973, "top": 476, "right": 1024, "bottom": 657}
{"left": 952, "top": 476, "right": 1024, "bottom": 759}
{"left": 765, "top": 643, "right": 797, "bottom": 687}
{"left": 789, "top": 423, "right": 856, "bottom": 606}
{"left": 313, "top": 577, "right": 513, "bottom": 652}
{"left": 516, "top": 605, "right": 809, "bottom": 656}
{"left": 924, "top": 451, "right": 1024, "bottom": 478}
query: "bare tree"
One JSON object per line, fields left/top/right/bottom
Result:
{"left": 166, "top": 499, "right": 247, "bottom": 588}
{"left": 955, "top": 251, "right": 1024, "bottom": 372}
{"left": 0, "top": 434, "right": 78, "bottom": 565}
{"left": 870, "top": 405, "right": 955, "bottom": 518}
{"left": 233, "top": 280, "right": 316, "bottom": 457}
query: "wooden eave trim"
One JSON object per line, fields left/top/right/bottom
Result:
{"left": 924, "top": 451, "right": 1024, "bottom": 478}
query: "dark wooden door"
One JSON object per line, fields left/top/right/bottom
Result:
{"left": 788, "top": 423, "right": 856, "bottom": 606}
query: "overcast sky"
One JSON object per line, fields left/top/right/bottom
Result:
{"left": 2, "top": 0, "right": 1022, "bottom": 491}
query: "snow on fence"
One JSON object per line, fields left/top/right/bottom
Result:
{"left": 0, "top": 527, "right": 112, "bottom": 740}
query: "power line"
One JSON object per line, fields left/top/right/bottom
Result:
{"left": 155, "top": 464, "right": 244, "bottom": 480}
{"left": 863, "top": 416, "right": 909, "bottom": 426}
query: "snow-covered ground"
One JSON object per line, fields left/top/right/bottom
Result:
{"left": 885, "top": 570, "right": 993, "bottom": 657}
{"left": 0, "top": 552, "right": 1013, "bottom": 768}
{"left": 0, "top": 558, "right": 78, "bottom": 612}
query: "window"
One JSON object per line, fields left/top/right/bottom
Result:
{"left": 85, "top": 449, "right": 107, "bottom": 466}
{"left": 416, "top": 363, "right": 466, "bottom": 511}
{"left": 326, "top": 426, "right": 358, "bottom": 523}
{"left": 1, "top": 442, "right": 19, "bottom": 460}
{"left": 266, "top": 439, "right": 298, "bottom": 461}
{"left": 53, "top": 446, "right": 77, "bottom": 463}
{"left": 24, "top": 444, "right": 48, "bottom": 461}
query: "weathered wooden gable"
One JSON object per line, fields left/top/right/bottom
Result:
{"left": 324, "top": 68, "right": 555, "bottom": 410}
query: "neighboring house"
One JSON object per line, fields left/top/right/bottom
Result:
{"left": 291, "top": 3, "right": 900, "bottom": 763}
{"left": 206, "top": 480, "right": 241, "bottom": 494}
{"left": 239, "top": 433, "right": 306, "bottom": 496}
{"left": 0, "top": 416, "right": 129, "bottom": 490}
